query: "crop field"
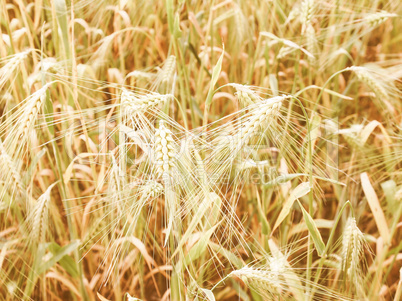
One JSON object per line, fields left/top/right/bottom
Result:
{"left": 0, "top": 0, "right": 401, "bottom": 300}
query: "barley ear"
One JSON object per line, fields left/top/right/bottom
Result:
{"left": 154, "top": 121, "right": 177, "bottom": 244}
{"left": 30, "top": 182, "right": 58, "bottom": 245}
{"left": 341, "top": 217, "right": 365, "bottom": 286}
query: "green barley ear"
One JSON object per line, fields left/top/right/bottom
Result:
{"left": 0, "top": 83, "right": 51, "bottom": 186}
{"left": 27, "top": 58, "right": 61, "bottom": 88}
{"left": 348, "top": 66, "right": 396, "bottom": 114}
{"left": 229, "top": 83, "right": 261, "bottom": 106}
{"left": 301, "top": 0, "right": 315, "bottom": 34}
{"left": 229, "top": 261, "right": 287, "bottom": 298}
{"left": 306, "top": 24, "right": 318, "bottom": 67}
{"left": 238, "top": 96, "right": 284, "bottom": 144}
{"left": 0, "top": 50, "right": 31, "bottom": 93}
{"left": 364, "top": 11, "right": 397, "bottom": 28}
{"left": 286, "top": 5, "right": 301, "bottom": 25}
{"left": 0, "top": 139, "right": 24, "bottom": 197}
{"left": 153, "top": 121, "right": 177, "bottom": 244}
{"left": 154, "top": 55, "right": 176, "bottom": 94}
{"left": 232, "top": 4, "right": 248, "bottom": 50}
{"left": 28, "top": 182, "right": 58, "bottom": 245}
{"left": 6, "top": 83, "right": 51, "bottom": 140}
{"left": 121, "top": 89, "right": 173, "bottom": 115}
{"left": 140, "top": 180, "right": 164, "bottom": 199}
{"left": 207, "top": 95, "right": 288, "bottom": 188}
{"left": 341, "top": 217, "right": 365, "bottom": 287}
{"left": 154, "top": 121, "right": 176, "bottom": 177}
{"left": 107, "top": 152, "right": 125, "bottom": 212}
{"left": 277, "top": 46, "right": 295, "bottom": 60}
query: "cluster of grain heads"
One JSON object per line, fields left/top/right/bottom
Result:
{"left": 0, "top": 0, "right": 400, "bottom": 299}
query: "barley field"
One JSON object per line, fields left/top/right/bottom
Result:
{"left": 0, "top": 0, "right": 401, "bottom": 300}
